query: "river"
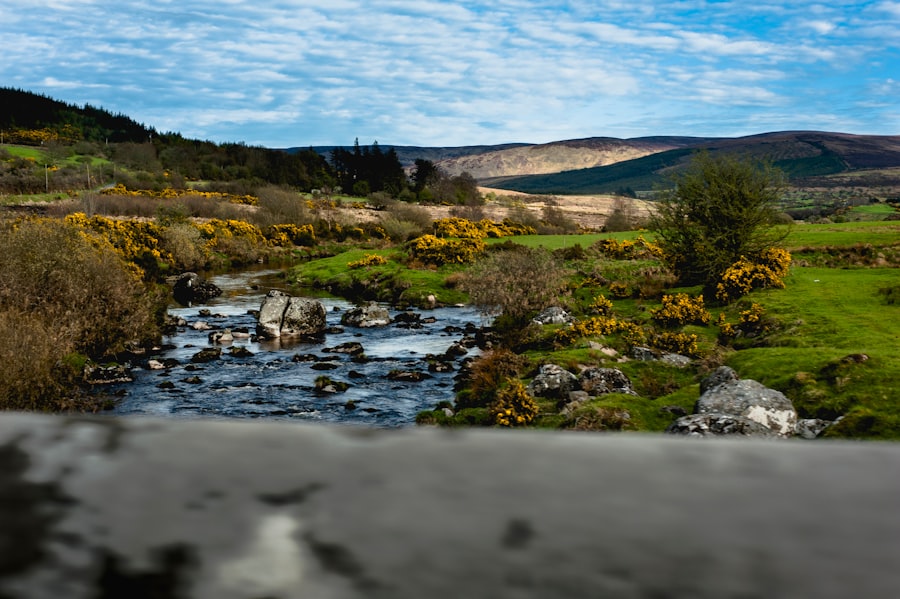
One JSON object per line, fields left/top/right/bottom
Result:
{"left": 108, "top": 267, "right": 485, "bottom": 426}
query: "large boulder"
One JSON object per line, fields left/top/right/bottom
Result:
{"left": 172, "top": 272, "right": 222, "bottom": 306}
{"left": 256, "top": 290, "right": 326, "bottom": 339}
{"left": 694, "top": 379, "right": 798, "bottom": 437}
{"left": 666, "top": 413, "right": 780, "bottom": 438}
{"left": 341, "top": 302, "right": 391, "bottom": 328}
{"left": 577, "top": 367, "right": 637, "bottom": 396}
{"left": 526, "top": 364, "right": 578, "bottom": 399}
{"left": 532, "top": 306, "right": 572, "bottom": 326}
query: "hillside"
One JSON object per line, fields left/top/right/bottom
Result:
{"left": 0, "top": 87, "right": 155, "bottom": 143}
{"left": 433, "top": 136, "right": 716, "bottom": 179}
{"left": 486, "top": 131, "right": 900, "bottom": 195}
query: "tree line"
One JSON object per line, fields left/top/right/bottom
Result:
{"left": 1, "top": 88, "right": 481, "bottom": 203}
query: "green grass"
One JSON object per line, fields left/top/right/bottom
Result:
{"left": 782, "top": 221, "right": 900, "bottom": 249}
{"left": 4, "top": 144, "right": 47, "bottom": 160}
{"left": 720, "top": 267, "right": 900, "bottom": 438}
{"left": 485, "top": 230, "right": 652, "bottom": 250}
{"left": 851, "top": 203, "right": 897, "bottom": 215}
{"left": 288, "top": 248, "right": 468, "bottom": 305}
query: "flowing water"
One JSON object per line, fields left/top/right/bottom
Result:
{"left": 107, "top": 267, "right": 484, "bottom": 426}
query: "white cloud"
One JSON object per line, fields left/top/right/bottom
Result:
{"left": 1, "top": 0, "right": 897, "bottom": 145}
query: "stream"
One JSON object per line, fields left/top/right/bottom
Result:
{"left": 107, "top": 267, "right": 485, "bottom": 426}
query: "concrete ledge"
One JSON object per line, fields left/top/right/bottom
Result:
{"left": 1, "top": 412, "right": 898, "bottom": 598}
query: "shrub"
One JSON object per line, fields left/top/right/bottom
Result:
{"left": 715, "top": 248, "right": 791, "bottom": 304}
{"left": 590, "top": 294, "right": 614, "bottom": 316}
{"left": 347, "top": 254, "right": 388, "bottom": 269}
{"left": 407, "top": 234, "right": 485, "bottom": 266}
{"left": 461, "top": 246, "right": 568, "bottom": 324}
{"left": 456, "top": 349, "right": 527, "bottom": 410}
{"left": 0, "top": 218, "right": 163, "bottom": 410}
{"left": 649, "top": 331, "right": 700, "bottom": 358}
{"left": 160, "top": 223, "right": 210, "bottom": 271}
{"left": 489, "top": 379, "right": 539, "bottom": 427}
{"left": 651, "top": 294, "right": 711, "bottom": 327}
{"left": 567, "top": 406, "right": 634, "bottom": 431}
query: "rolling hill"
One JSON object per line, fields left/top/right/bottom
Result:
{"left": 482, "top": 131, "right": 900, "bottom": 195}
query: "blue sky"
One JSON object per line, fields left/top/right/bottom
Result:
{"left": 2, "top": 1, "right": 898, "bottom": 147}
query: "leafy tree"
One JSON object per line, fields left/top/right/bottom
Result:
{"left": 649, "top": 152, "right": 787, "bottom": 288}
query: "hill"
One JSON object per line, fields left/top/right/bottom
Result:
{"left": 484, "top": 131, "right": 900, "bottom": 195}
{"left": 0, "top": 87, "right": 155, "bottom": 143}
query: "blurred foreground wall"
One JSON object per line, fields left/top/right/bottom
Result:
{"left": 1, "top": 413, "right": 898, "bottom": 598}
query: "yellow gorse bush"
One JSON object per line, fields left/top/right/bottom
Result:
{"left": 592, "top": 235, "right": 662, "bottom": 260}
{"left": 407, "top": 234, "right": 485, "bottom": 266}
{"left": 651, "top": 293, "right": 711, "bottom": 327}
{"left": 589, "top": 294, "right": 614, "bottom": 316}
{"left": 715, "top": 247, "right": 791, "bottom": 304}
{"left": 101, "top": 184, "right": 259, "bottom": 205}
{"left": 649, "top": 331, "right": 701, "bottom": 357}
{"left": 347, "top": 254, "right": 389, "bottom": 269}
{"left": 489, "top": 379, "right": 539, "bottom": 427}
{"left": 433, "top": 217, "right": 536, "bottom": 239}
{"left": 555, "top": 316, "right": 646, "bottom": 347}
{"left": 65, "top": 213, "right": 170, "bottom": 272}
{"left": 264, "top": 224, "right": 316, "bottom": 247}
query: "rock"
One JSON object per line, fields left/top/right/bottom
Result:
{"left": 190, "top": 348, "right": 222, "bottom": 363}
{"left": 182, "top": 376, "right": 203, "bottom": 385}
{"left": 191, "top": 321, "right": 213, "bottom": 331}
{"left": 84, "top": 363, "right": 133, "bottom": 385}
{"left": 291, "top": 353, "right": 319, "bottom": 363}
{"left": 588, "top": 342, "right": 619, "bottom": 358}
{"left": 341, "top": 302, "right": 391, "bottom": 328}
{"left": 442, "top": 407, "right": 455, "bottom": 418}
{"left": 444, "top": 342, "right": 469, "bottom": 359}
{"left": 659, "top": 353, "right": 692, "bottom": 368}
{"left": 631, "top": 346, "right": 660, "bottom": 361}
{"left": 228, "top": 346, "right": 254, "bottom": 358}
{"left": 532, "top": 306, "right": 572, "bottom": 325}
{"left": 208, "top": 329, "right": 233, "bottom": 344}
{"left": 311, "top": 362, "right": 339, "bottom": 371}
{"left": 231, "top": 327, "right": 251, "bottom": 339}
{"left": 147, "top": 359, "right": 165, "bottom": 370}
{"left": 387, "top": 370, "right": 431, "bottom": 382}
{"left": 666, "top": 413, "right": 780, "bottom": 438}
{"left": 526, "top": 364, "right": 577, "bottom": 399}
{"left": 323, "top": 342, "right": 365, "bottom": 356}
{"left": 578, "top": 367, "right": 636, "bottom": 396}
{"left": 568, "top": 390, "right": 591, "bottom": 404}
{"left": 700, "top": 366, "right": 740, "bottom": 394}
{"left": 172, "top": 272, "right": 222, "bottom": 306}
{"left": 256, "top": 290, "right": 326, "bottom": 339}
{"left": 428, "top": 360, "right": 454, "bottom": 373}
{"left": 795, "top": 418, "right": 833, "bottom": 440}
{"left": 695, "top": 379, "right": 798, "bottom": 436}
{"left": 393, "top": 312, "right": 422, "bottom": 328}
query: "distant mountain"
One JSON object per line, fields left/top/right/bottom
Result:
{"left": 433, "top": 136, "right": 718, "bottom": 179}
{"left": 484, "top": 131, "right": 900, "bottom": 195}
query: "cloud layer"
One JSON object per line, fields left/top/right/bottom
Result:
{"left": 2, "top": 0, "right": 898, "bottom": 146}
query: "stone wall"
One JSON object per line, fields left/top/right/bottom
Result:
{"left": 1, "top": 413, "right": 897, "bottom": 598}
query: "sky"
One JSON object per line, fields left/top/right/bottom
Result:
{"left": 2, "top": 1, "right": 899, "bottom": 147}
